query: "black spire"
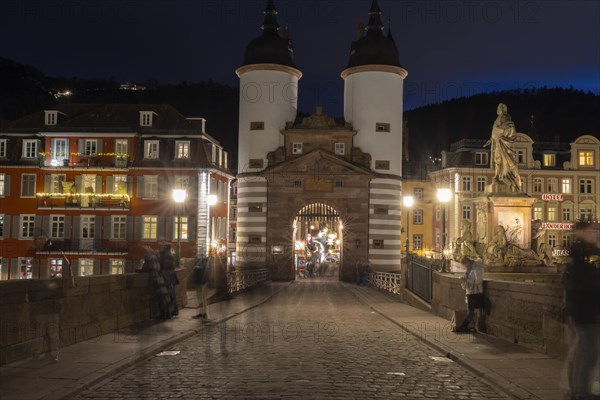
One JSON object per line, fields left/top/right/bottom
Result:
{"left": 367, "top": 0, "right": 384, "bottom": 34}
{"left": 387, "top": 16, "right": 394, "bottom": 41}
{"left": 261, "top": 0, "right": 280, "bottom": 33}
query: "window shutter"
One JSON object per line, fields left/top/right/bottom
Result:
{"left": 78, "top": 140, "right": 85, "bottom": 155}
{"left": 97, "top": 140, "right": 104, "bottom": 155}
{"left": 75, "top": 175, "right": 82, "bottom": 194}
{"left": 166, "top": 217, "right": 174, "bottom": 240}
{"left": 106, "top": 176, "right": 114, "bottom": 194}
{"left": 95, "top": 176, "right": 102, "bottom": 194}
{"left": 127, "top": 216, "right": 134, "bottom": 240}
{"left": 94, "top": 217, "right": 101, "bottom": 241}
{"left": 10, "top": 258, "right": 18, "bottom": 279}
{"left": 3, "top": 214, "right": 11, "bottom": 238}
{"left": 188, "top": 216, "right": 196, "bottom": 241}
{"left": 12, "top": 215, "right": 20, "bottom": 238}
{"left": 126, "top": 176, "right": 133, "bottom": 196}
{"left": 157, "top": 216, "right": 165, "bottom": 241}
{"left": 44, "top": 175, "right": 51, "bottom": 193}
{"left": 4, "top": 175, "right": 10, "bottom": 196}
{"left": 135, "top": 216, "right": 142, "bottom": 240}
{"left": 42, "top": 215, "right": 50, "bottom": 237}
{"left": 158, "top": 176, "right": 165, "bottom": 199}
{"left": 71, "top": 216, "right": 78, "bottom": 240}
{"left": 137, "top": 176, "right": 144, "bottom": 198}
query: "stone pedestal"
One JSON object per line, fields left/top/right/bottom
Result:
{"left": 474, "top": 183, "right": 537, "bottom": 254}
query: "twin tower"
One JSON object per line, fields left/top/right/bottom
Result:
{"left": 234, "top": 0, "right": 409, "bottom": 275}
{"left": 236, "top": 0, "right": 408, "bottom": 177}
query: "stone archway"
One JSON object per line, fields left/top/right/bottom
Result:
{"left": 292, "top": 202, "right": 343, "bottom": 280}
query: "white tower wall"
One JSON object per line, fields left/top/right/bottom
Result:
{"left": 344, "top": 70, "right": 405, "bottom": 177}
{"left": 237, "top": 68, "right": 299, "bottom": 173}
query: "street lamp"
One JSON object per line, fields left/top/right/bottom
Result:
{"left": 403, "top": 195, "right": 414, "bottom": 255}
{"left": 437, "top": 188, "right": 452, "bottom": 272}
{"left": 172, "top": 189, "right": 187, "bottom": 267}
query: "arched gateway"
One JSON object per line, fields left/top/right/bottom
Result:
{"left": 293, "top": 203, "right": 343, "bottom": 280}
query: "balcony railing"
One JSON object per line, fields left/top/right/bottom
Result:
{"left": 40, "top": 155, "right": 130, "bottom": 168}
{"left": 36, "top": 239, "right": 129, "bottom": 254}
{"left": 38, "top": 194, "right": 130, "bottom": 210}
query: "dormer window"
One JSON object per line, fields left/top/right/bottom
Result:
{"left": 140, "top": 111, "right": 155, "bottom": 127}
{"left": 335, "top": 143, "right": 345, "bottom": 155}
{"left": 22, "top": 139, "right": 38, "bottom": 158}
{"left": 0, "top": 139, "right": 7, "bottom": 158}
{"left": 45, "top": 111, "right": 58, "bottom": 126}
{"left": 144, "top": 140, "right": 160, "bottom": 159}
{"left": 543, "top": 153, "right": 556, "bottom": 167}
{"left": 292, "top": 143, "right": 303, "bottom": 155}
{"left": 175, "top": 141, "right": 190, "bottom": 159}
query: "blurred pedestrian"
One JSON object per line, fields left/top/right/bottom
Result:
{"left": 159, "top": 244, "right": 179, "bottom": 317}
{"left": 192, "top": 258, "right": 210, "bottom": 321}
{"left": 357, "top": 263, "right": 370, "bottom": 285}
{"left": 564, "top": 220, "right": 600, "bottom": 400}
{"left": 454, "top": 256, "right": 484, "bottom": 333}
{"left": 141, "top": 252, "right": 172, "bottom": 319}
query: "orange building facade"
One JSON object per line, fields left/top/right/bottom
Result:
{"left": 0, "top": 104, "right": 233, "bottom": 279}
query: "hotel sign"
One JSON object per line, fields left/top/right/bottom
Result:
{"left": 541, "top": 194, "right": 563, "bottom": 201}
{"left": 541, "top": 222, "right": 574, "bottom": 230}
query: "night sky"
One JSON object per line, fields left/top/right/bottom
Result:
{"left": 1, "top": 0, "right": 599, "bottom": 115}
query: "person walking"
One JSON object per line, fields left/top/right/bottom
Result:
{"left": 564, "top": 220, "right": 600, "bottom": 400}
{"left": 141, "top": 252, "right": 172, "bottom": 319}
{"left": 454, "top": 256, "right": 484, "bottom": 333}
{"left": 192, "top": 258, "right": 210, "bottom": 321}
{"left": 159, "top": 244, "right": 179, "bottom": 317}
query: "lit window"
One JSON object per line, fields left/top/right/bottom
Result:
{"left": 51, "top": 139, "right": 68, "bottom": 165}
{"left": 81, "top": 216, "right": 95, "bottom": 239}
{"left": 21, "top": 174, "right": 36, "bottom": 197}
{"left": 0, "top": 214, "right": 4, "bottom": 237}
{"left": 111, "top": 259, "right": 125, "bottom": 275}
{"left": 50, "top": 215, "right": 65, "bottom": 239}
{"left": 562, "top": 179, "right": 571, "bottom": 194}
{"left": 0, "top": 173, "right": 5, "bottom": 196}
{"left": 84, "top": 139, "right": 97, "bottom": 156}
{"left": 49, "top": 174, "right": 66, "bottom": 193}
{"left": 174, "top": 216, "right": 188, "bottom": 240}
{"left": 143, "top": 176, "right": 158, "bottom": 199}
{"left": 20, "top": 215, "right": 35, "bottom": 238}
{"left": 19, "top": 258, "right": 33, "bottom": 279}
{"left": 413, "top": 235, "right": 423, "bottom": 250}
{"left": 292, "top": 143, "right": 303, "bottom": 154}
{"left": 533, "top": 205, "right": 543, "bottom": 220}
{"left": 175, "top": 141, "right": 190, "bottom": 159}
{"left": 413, "top": 209, "right": 423, "bottom": 225}
{"left": 578, "top": 151, "right": 594, "bottom": 167}
{"left": 79, "top": 259, "right": 94, "bottom": 276}
{"left": 547, "top": 206, "right": 557, "bottom": 221}
{"left": 143, "top": 216, "right": 158, "bottom": 240}
{"left": 335, "top": 143, "right": 345, "bottom": 155}
{"left": 112, "top": 175, "right": 127, "bottom": 194}
{"left": 49, "top": 259, "right": 63, "bottom": 278}
{"left": 414, "top": 188, "right": 424, "bottom": 200}
{"left": 144, "top": 140, "right": 160, "bottom": 159}
{"left": 174, "top": 176, "right": 190, "bottom": 190}
{"left": 475, "top": 152, "right": 489, "bottom": 165}
{"left": 22, "top": 140, "right": 38, "bottom": 158}
{"left": 543, "top": 153, "right": 556, "bottom": 167}
{"left": 112, "top": 216, "right": 127, "bottom": 240}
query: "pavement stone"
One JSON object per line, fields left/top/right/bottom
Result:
{"left": 0, "top": 279, "right": 573, "bottom": 400}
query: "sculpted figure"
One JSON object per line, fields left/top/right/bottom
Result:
{"left": 484, "top": 225, "right": 508, "bottom": 265}
{"left": 484, "top": 103, "right": 522, "bottom": 192}
{"left": 453, "top": 220, "right": 480, "bottom": 261}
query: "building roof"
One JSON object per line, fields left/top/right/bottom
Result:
{"left": 241, "top": 1, "right": 297, "bottom": 68}
{"left": 345, "top": 0, "right": 403, "bottom": 69}
{"left": 0, "top": 104, "right": 204, "bottom": 134}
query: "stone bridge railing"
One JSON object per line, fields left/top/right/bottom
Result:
{"left": 227, "top": 268, "right": 270, "bottom": 295}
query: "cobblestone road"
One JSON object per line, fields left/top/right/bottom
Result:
{"left": 74, "top": 280, "right": 510, "bottom": 399}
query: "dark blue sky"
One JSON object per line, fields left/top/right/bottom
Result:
{"left": 1, "top": 0, "right": 598, "bottom": 115}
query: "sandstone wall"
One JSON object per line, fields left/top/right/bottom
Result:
{"left": 0, "top": 269, "right": 188, "bottom": 365}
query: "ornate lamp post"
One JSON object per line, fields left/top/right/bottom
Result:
{"left": 403, "top": 195, "right": 414, "bottom": 255}
{"left": 437, "top": 188, "right": 452, "bottom": 272}
{"left": 172, "top": 189, "right": 187, "bottom": 267}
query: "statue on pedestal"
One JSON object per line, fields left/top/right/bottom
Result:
{"left": 484, "top": 103, "right": 522, "bottom": 192}
{"left": 453, "top": 220, "right": 480, "bottom": 261}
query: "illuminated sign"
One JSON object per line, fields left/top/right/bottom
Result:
{"left": 541, "top": 222, "right": 574, "bottom": 230}
{"left": 553, "top": 249, "right": 570, "bottom": 257}
{"left": 541, "top": 194, "right": 563, "bottom": 201}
